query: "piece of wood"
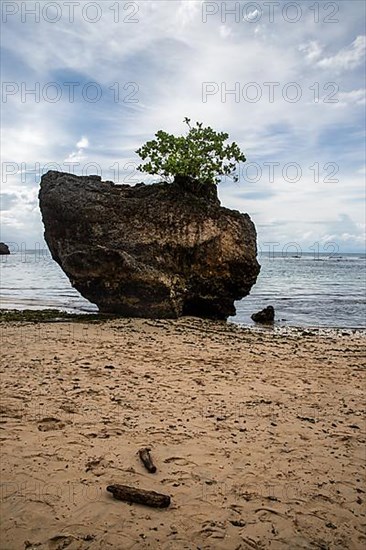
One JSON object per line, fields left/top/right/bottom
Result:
{"left": 139, "top": 447, "right": 157, "bottom": 473}
{"left": 106, "top": 484, "right": 170, "bottom": 508}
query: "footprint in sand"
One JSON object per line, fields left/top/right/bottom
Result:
{"left": 200, "top": 520, "right": 227, "bottom": 540}
{"left": 163, "top": 457, "right": 193, "bottom": 466}
{"left": 85, "top": 456, "right": 112, "bottom": 476}
{"left": 37, "top": 417, "right": 65, "bottom": 432}
{"left": 47, "top": 533, "right": 95, "bottom": 549}
{"left": 48, "top": 535, "right": 75, "bottom": 549}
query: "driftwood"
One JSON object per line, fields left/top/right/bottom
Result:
{"left": 139, "top": 447, "right": 157, "bottom": 473}
{"left": 106, "top": 484, "right": 170, "bottom": 508}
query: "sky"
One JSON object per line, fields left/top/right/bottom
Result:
{"left": 1, "top": 0, "right": 365, "bottom": 253}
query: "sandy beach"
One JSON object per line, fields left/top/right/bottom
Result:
{"left": 0, "top": 318, "right": 365, "bottom": 549}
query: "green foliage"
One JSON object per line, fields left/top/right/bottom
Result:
{"left": 136, "top": 118, "right": 246, "bottom": 185}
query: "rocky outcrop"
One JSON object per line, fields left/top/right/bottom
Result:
{"left": 0, "top": 242, "right": 10, "bottom": 255}
{"left": 251, "top": 306, "right": 275, "bottom": 324}
{"left": 39, "top": 171, "right": 260, "bottom": 319}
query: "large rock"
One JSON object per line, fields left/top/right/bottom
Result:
{"left": 0, "top": 242, "right": 10, "bottom": 255}
{"left": 39, "top": 171, "right": 260, "bottom": 319}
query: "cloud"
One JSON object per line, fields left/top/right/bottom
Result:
{"left": 326, "top": 213, "right": 363, "bottom": 236}
{"left": 76, "top": 136, "right": 89, "bottom": 148}
{"left": 231, "top": 190, "right": 277, "bottom": 201}
{"left": 219, "top": 25, "right": 232, "bottom": 39}
{"left": 299, "top": 41, "right": 323, "bottom": 62}
{"left": 64, "top": 136, "right": 89, "bottom": 164}
{"left": 63, "top": 150, "right": 87, "bottom": 164}
{"left": 317, "top": 35, "right": 366, "bottom": 71}
{"left": 0, "top": 0, "right": 365, "bottom": 250}
{"left": 299, "top": 214, "right": 366, "bottom": 251}
{"left": 177, "top": 0, "right": 203, "bottom": 28}
{"left": 243, "top": 9, "right": 260, "bottom": 22}
{"left": 0, "top": 193, "right": 18, "bottom": 211}
{"left": 337, "top": 89, "right": 366, "bottom": 106}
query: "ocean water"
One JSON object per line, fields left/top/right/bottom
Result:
{"left": 0, "top": 249, "right": 365, "bottom": 329}
{"left": 231, "top": 252, "right": 366, "bottom": 329}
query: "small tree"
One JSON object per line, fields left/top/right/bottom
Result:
{"left": 136, "top": 117, "right": 246, "bottom": 186}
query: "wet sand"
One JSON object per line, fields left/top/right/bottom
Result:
{"left": 0, "top": 318, "right": 365, "bottom": 549}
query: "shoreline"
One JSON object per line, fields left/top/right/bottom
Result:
{"left": 1, "top": 317, "right": 365, "bottom": 549}
{"left": 1, "top": 308, "right": 366, "bottom": 335}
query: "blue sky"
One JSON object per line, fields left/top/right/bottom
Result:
{"left": 1, "top": 0, "right": 365, "bottom": 252}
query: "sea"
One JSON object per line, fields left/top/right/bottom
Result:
{"left": 0, "top": 248, "right": 365, "bottom": 329}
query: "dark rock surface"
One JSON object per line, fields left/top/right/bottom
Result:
{"left": 251, "top": 306, "right": 275, "bottom": 324}
{"left": 0, "top": 242, "right": 10, "bottom": 255}
{"left": 39, "top": 171, "right": 260, "bottom": 319}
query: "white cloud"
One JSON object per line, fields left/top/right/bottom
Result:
{"left": 243, "top": 9, "right": 260, "bottom": 22}
{"left": 317, "top": 35, "right": 366, "bottom": 71}
{"left": 299, "top": 41, "right": 323, "bottom": 62}
{"left": 302, "top": 231, "right": 314, "bottom": 241}
{"left": 1, "top": 0, "right": 365, "bottom": 249}
{"left": 338, "top": 89, "right": 366, "bottom": 106}
{"left": 64, "top": 150, "right": 87, "bottom": 164}
{"left": 64, "top": 136, "right": 89, "bottom": 164}
{"left": 176, "top": 0, "right": 203, "bottom": 28}
{"left": 320, "top": 232, "right": 365, "bottom": 247}
{"left": 219, "top": 25, "right": 232, "bottom": 39}
{"left": 76, "top": 136, "right": 89, "bottom": 148}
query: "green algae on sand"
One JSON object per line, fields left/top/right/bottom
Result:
{"left": 0, "top": 309, "right": 116, "bottom": 323}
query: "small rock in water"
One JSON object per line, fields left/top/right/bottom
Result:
{"left": 251, "top": 306, "right": 275, "bottom": 324}
{"left": 0, "top": 242, "right": 10, "bottom": 255}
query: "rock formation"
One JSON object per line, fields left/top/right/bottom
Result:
{"left": 39, "top": 171, "right": 260, "bottom": 319}
{"left": 0, "top": 242, "right": 10, "bottom": 255}
{"left": 251, "top": 306, "right": 275, "bottom": 324}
